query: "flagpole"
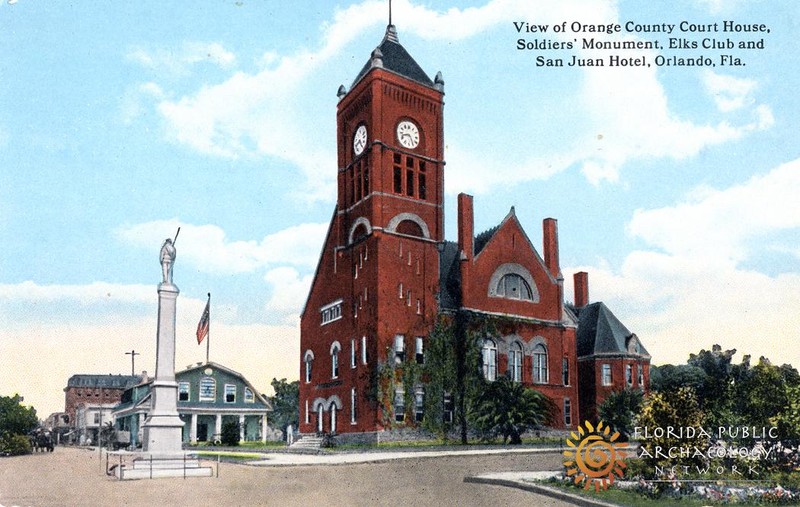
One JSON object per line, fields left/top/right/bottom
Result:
{"left": 206, "top": 292, "right": 211, "bottom": 364}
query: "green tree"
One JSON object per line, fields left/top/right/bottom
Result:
{"left": 471, "top": 375, "right": 554, "bottom": 444}
{"left": 598, "top": 388, "right": 644, "bottom": 441}
{"left": 687, "top": 345, "right": 736, "bottom": 427}
{"left": 649, "top": 364, "right": 706, "bottom": 394}
{"left": 0, "top": 394, "right": 38, "bottom": 437}
{"left": 636, "top": 387, "right": 706, "bottom": 474}
{"left": 268, "top": 378, "right": 299, "bottom": 440}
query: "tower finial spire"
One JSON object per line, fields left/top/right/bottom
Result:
{"left": 388, "top": 0, "right": 392, "bottom": 26}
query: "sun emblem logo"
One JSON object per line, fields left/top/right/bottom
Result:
{"left": 563, "top": 420, "right": 628, "bottom": 491}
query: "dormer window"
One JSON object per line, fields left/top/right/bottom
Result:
{"left": 496, "top": 274, "right": 533, "bottom": 301}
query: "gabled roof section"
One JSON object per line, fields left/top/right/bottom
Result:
{"left": 178, "top": 361, "right": 271, "bottom": 409}
{"left": 573, "top": 302, "right": 650, "bottom": 358}
{"left": 474, "top": 225, "right": 500, "bottom": 256}
{"left": 351, "top": 25, "right": 435, "bottom": 89}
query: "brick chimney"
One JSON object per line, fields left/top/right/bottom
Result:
{"left": 574, "top": 271, "right": 589, "bottom": 308}
{"left": 542, "top": 218, "right": 560, "bottom": 278}
{"left": 457, "top": 193, "right": 474, "bottom": 261}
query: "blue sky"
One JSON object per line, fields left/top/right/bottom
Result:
{"left": 1, "top": 0, "right": 798, "bottom": 417}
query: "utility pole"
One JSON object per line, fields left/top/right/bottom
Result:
{"left": 125, "top": 350, "right": 140, "bottom": 376}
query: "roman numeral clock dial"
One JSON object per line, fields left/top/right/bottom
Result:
{"left": 353, "top": 124, "right": 368, "bottom": 156}
{"left": 396, "top": 120, "right": 420, "bottom": 149}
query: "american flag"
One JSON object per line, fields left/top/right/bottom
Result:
{"left": 196, "top": 297, "right": 210, "bottom": 344}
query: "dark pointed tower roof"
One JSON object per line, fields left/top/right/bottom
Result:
{"left": 574, "top": 302, "right": 651, "bottom": 358}
{"left": 351, "top": 25, "right": 435, "bottom": 89}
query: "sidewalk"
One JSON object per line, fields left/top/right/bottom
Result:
{"left": 243, "top": 445, "right": 565, "bottom": 466}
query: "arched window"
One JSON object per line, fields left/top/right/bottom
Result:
{"left": 488, "top": 264, "right": 539, "bottom": 302}
{"left": 330, "top": 343, "right": 341, "bottom": 379}
{"left": 304, "top": 350, "right": 314, "bottom": 384}
{"left": 496, "top": 273, "right": 533, "bottom": 300}
{"left": 533, "top": 344, "right": 548, "bottom": 384}
{"left": 482, "top": 339, "right": 498, "bottom": 381}
{"left": 509, "top": 342, "right": 523, "bottom": 382}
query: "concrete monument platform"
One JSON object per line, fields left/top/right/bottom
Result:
{"left": 113, "top": 452, "right": 214, "bottom": 480}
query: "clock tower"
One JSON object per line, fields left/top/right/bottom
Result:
{"left": 299, "top": 24, "right": 446, "bottom": 438}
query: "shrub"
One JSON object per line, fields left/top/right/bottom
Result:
{"left": 220, "top": 421, "right": 240, "bottom": 446}
{"left": 0, "top": 433, "right": 32, "bottom": 456}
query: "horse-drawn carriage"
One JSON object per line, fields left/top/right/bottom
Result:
{"left": 29, "top": 428, "right": 54, "bottom": 452}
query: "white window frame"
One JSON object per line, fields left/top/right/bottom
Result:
{"left": 331, "top": 346, "right": 340, "bottom": 379}
{"left": 351, "top": 338, "right": 357, "bottom": 368}
{"left": 199, "top": 377, "right": 216, "bottom": 401}
{"left": 626, "top": 364, "right": 633, "bottom": 386}
{"left": 414, "top": 388, "right": 425, "bottom": 423}
{"left": 415, "top": 336, "right": 424, "bottom": 365}
{"left": 361, "top": 336, "right": 368, "bottom": 365}
{"left": 601, "top": 364, "right": 613, "bottom": 386}
{"left": 224, "top": 384, "right": 236, "bottom": 403}
{"left": 638, "top": 364, "right": 644, "bottom": 387}
{"left": 350, "top": 388, "right": 357, "bottom": 425}
{"left": 178, "top": 381, "right": 190, "bottom": 402}
{"left": 533, "top": 344, "right": 548, "bottom": 384}
{"left": 564, "top": 398, "right": 572, "bottom": 427}
{"left": 482, "top": 339, "right": 497, "bottom": 381}
{"left": 394, "top": 389, "right": 405, "bottom": 423}
{"left": 320, "top": 299, "right": 343, "bottom": 326}
{"left": 509, "top": 342, "right": 523, "bottom": 382}
{"left": 394, "top": 334, "right": 405, "bottom": 364}
{"left": 244, "top": 387, "right": 254, "bottom": 403}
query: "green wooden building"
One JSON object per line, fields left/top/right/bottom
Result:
{"left": 113, "top": 362, "right": 271, "bottom": 446}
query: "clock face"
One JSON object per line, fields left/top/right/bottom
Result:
{"left": 397, "top": 120, "right": 420, "bottom": 149}
{"left": 353, "top": 125, "right": 368, "bottom": 156}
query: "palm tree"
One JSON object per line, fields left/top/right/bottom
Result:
{"left": 471, "top": 375, "right": 554, "bottom": 444}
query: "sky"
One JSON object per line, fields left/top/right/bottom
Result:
{"left": 1, "top": 0, "right": 798, "bottom": 419}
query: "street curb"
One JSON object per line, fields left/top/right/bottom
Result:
{"left": 463, "top": 476, "right": 619, "bottom": 507}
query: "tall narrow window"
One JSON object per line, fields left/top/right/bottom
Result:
{"left": 394, "top": 334, "right": 405, "bottom": 364}
{"left": 601, "top": 364, "right": 612, "bottom": 386}
{"left": 443, "top": 392, "right": 454, "bottom": 423}
{"left": 418, "top": 161, "right": 426, "bottom": 200}
{"left": 562, "top": 357, "right": 570, "bottom": 386}
{"left": 394, "top": 389, "right": 405, "bottom": 423}
{"left": 564, "top": 398, "right": 572, "bottom": 426}
{"left": 509, "top": 342, "right": 523, "bottom": 382}
{"left": 638, "top": 365, "right": 644, "bottom": 388}
{"left": 351, "top": 338, "right": 357, "bottom": 368}
{"left": 363, "top": 165, "right": 370, "bottom": 196}
{"left": 626, "top": 364, "right": 633, "bottom": 386}
{"left": 415, "top": 389, "right": 425, "bottom": 422}
{"left": 415, "top": 337, "right": 424, "bottom": 364}
{"left": 244, "top": 387, "right": 254, "bottom": 403}
{"left": 533, "top": 344, "right": 548, "bottom": 384}
{"left": 351, "top": 388, "right": 357, "bottom": 424}
{"left": 361, "top": 336, "right": 368, "bottom": 365}
{"left": 482, "top": 339, "right": 498, "bottom": 381}
{"left": 331, "top": 344, "right": 340, "bottom": 379}
{"left": 304, "top": 354, "right": 313, "bottom": 383}
{"left": 305, "top": 399, "right": 309, "bottom": 424}
{"left": 393, "top": 167, "right": 402, "bottom": 193}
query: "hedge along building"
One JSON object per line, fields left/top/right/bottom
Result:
{"left": 298, "top": 23, "right": 648, "bottom": 443}
{"left": 112, "top": 362, "right": 271, "bottom": 446}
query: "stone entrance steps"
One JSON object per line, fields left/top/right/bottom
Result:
{"left": 288, "top": 435, "right": 324, "bottom": 452}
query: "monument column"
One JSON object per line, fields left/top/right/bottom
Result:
{"left": 142, "top": 236, "right": 185, "bottom": 454}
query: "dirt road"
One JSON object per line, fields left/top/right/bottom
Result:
{"left": 0, "top": 447, "right": 573, "bottom": 507}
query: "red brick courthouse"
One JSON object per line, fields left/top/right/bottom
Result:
{"left": 299, "top": 25, "right": 650, "bottom": 443}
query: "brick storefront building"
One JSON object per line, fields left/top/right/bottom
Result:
{"left": 298, "top": 24, "right": 649, "bottom": 442}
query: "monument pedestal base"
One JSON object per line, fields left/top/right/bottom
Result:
{"left": 114, "top": 451, "right": 214, "bottom": 480}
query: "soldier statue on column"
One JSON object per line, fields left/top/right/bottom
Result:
{"left": 160, "top": 228, "right": 179, "bottom": 285}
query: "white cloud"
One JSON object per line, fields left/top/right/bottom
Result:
{"left": 263, "top": 267, "right": 313, "bottom": 326}
{"left": 127, "top": 41, "right": 236, "bottom": 77}
{"left": 702, "top": 71, "right": 757, "bottom": 112}
{"left": 115, "top": 219, "right": 328, "bottom": 275}
{"left": 628, "top": 159, "right": 800, "bottom": 263}
{"left": 567, "top": 158, "right": 800, "bottom": 367}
